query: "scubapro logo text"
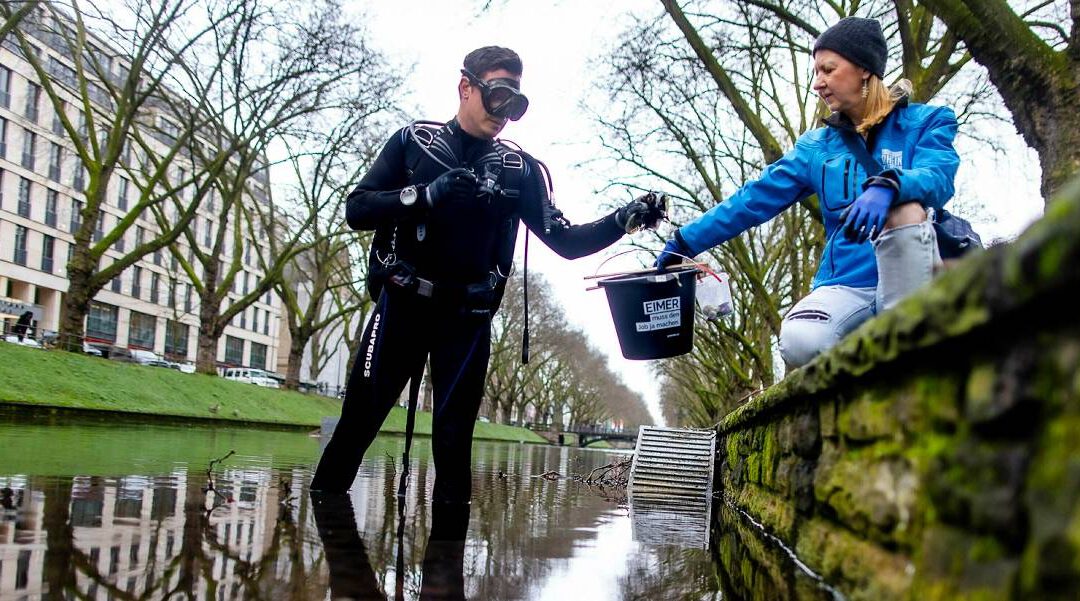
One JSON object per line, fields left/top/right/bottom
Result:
{"left": 363, "top": 314, "right": 381, "bottom": 377}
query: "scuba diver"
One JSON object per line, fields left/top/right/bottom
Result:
{"left": 311, "top": 47, "right": 665, "bottom": 508}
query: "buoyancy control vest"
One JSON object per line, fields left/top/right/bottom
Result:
{"left": 367, "top": 120, "right": 526, "bottom": 314}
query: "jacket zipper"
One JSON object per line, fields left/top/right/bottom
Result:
{"left": 843, "top": 159, "right": 850, "bottom": 199}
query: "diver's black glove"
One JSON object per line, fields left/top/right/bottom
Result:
{"left": 425, "top": 168, "right": 477, "bottom": 208}
{"left": 615, "top": 192, "right": 667, "bottom": 234}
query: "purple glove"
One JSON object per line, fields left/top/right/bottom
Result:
{"left": 841, "top": 185, "right": 895, "bottom": 243}
{"left": 655, "top": 236, "right": 692, "bottom": 270}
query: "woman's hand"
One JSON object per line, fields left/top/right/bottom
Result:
{"left": 841, "top": 185, "right": 895, "bottom": 243}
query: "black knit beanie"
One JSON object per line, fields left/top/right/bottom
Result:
{"left": 813, "top": 17, "right": 887, "bottom": 78}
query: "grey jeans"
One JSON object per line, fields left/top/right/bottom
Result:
{"left": 779, "top": 220, "right": 939, "bottom": 368}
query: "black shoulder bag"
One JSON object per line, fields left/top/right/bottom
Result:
{"left": 837, "top": 129, "right": 982, "bottom": 259}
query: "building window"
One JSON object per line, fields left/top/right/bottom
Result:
{"left": 52, "top": 100, "right": 66, "bottom": 135}
{"left": 86, "top": 302, "right": 119, "bottom": 343}
{"left": 167, "top": 280, "right": 176, "bottom": 308}
{"left": 184, "top": 284, "right": 193, "bottom": 312}
{"left": 69, "top": 199, "right": 82, "bottom": 232}
{"left": 73, "top": 164, "right": 85, "bottom": 191}
{"left": 150, "top": 272, "right": 160, "bottom": 304}
{"left": 131, "top": 266, "right": 142, "bottom": 299}
{"left": 128, "top": 311, "right": 156, "bottom": 350}
{"left": 0, "top": 117, "right": 7, "bottom": 159}
{"left": 41, "top": 234, "right": 55, "bottom": 273}
{"left": 136, "top": 226, "right": 145, "bottom": 247}
{"left": 250, "top": 342, "right": 267, "bottom": 371}
{"left": 0, "top": 67, "right": 11, "bottom": 108}
{"left": 24, "top": 82, "right": 41, "bottom": 123}
{"left": 117, "top": 177, "right": 128, "bottom": 210}
{"left": 45, "top": 189, "right": 58, "bottom": 227}
{"left": 224, "top": 336, "right": 244, "bottom": 366}
{"left": 114, "top": 231, "right": 125, "bottom": 252}
{"left": 239, "top": 308, "right": 246, "bottom": 330}
{"left": 177, "top": 167, "right": 187, "bottom": 199}
{"left": 164, "top": 320, "right": 188, "bottom": 358}
{"left": 263, "top": 312, "right": 269, "bottom": 336}
{"left": 203, "top": 220, "right": 212, "bottom": 247}
{"left": 17, "top": 177, "right": 31, "bottom": 217}
{"left": 21, "top": 129, "right": 35, "bottom": 171}
{"left": 153, "top": 249, "right": 162, "bottom": 266}
{"left": 111, "top": 275, "right": 122, "bottom": 293}
{"left": 48, "top": 143, "right": 62, "bottom": 182}
{"left": 13, "top": 225, "right": 28, "bottom": 266}
{"left": 93, "top": 211, "right": 105, "bottom": 242}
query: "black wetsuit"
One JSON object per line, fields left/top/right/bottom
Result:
{"left": 311, "top": 119, "right": 622, "bottom": 503}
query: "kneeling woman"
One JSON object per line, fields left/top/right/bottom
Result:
{"left": 657, "top": 16, "right": 959, "bottom": 368}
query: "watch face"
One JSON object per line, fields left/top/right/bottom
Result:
{"left": 400, "top": 186, "right": 418, "bottom": 206}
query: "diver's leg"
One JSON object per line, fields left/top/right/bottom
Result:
{"left": 311, "top": 290, "right": 427, "bottom": 493}
{"left": 428, "top": 311, "right": 492, "bottom": 505}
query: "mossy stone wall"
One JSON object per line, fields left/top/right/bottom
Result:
{"left": 713, "top": 177, "right": 1080, "bottom": 600}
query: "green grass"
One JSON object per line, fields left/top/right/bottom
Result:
{"left": 0, "top": 342, "right": 545, "bottom": 443}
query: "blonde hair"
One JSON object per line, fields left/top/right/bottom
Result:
{"left": 857, "top": 76, "right": 912, "bottom": 134}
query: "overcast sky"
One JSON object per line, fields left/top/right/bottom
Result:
{"left": 354, "top": 0, "right": 1046, "bottom": 425}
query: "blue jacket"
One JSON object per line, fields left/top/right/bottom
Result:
{"left": 678, "top": 101, "right": 959, "bottom": 289}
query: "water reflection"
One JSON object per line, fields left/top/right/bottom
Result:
{"left": 0, "top": 418, "right": 724, "bottom": 600}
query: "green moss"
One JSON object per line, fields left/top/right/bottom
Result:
{"left": 735, "top": 482, "right": 796, "bottom": 541}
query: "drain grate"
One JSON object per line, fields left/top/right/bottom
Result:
{"left": 628, "top": 426, "right": 717, "bottom": 549}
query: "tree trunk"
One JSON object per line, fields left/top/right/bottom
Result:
{"left": 195, "top": 321, "right": 220, "bottom": 375}
{"left": 920, "top": 0, "right": 1080, "bottom": 200}
{"left": 285, "top": 333, "right": 307, "bottom": 390}
{"left": 57, "top": 243, "right": 96, "bottom": 352}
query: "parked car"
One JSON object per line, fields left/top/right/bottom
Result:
{"left": 223, "top": 368, "right": 280, "bottom": 388}
{"left": 3, "top": 334, "right": 42, "bottom": 348}
{"left": 128, "top": 349, "right": 166, "bottom": 366}
{"left": 175, "top": 362, "right": 196, "bottom": 374}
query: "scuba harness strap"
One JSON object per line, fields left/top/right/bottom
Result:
{"left": 397, "top": 358, "right": 426, "bottom": 499}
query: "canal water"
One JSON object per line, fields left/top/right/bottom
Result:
{"left": 0, "top": 413, "right": 843, "bottom": 600}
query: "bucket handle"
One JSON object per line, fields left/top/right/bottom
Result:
{"left": 588, "top": 249, "right": 726, "bottom": 286}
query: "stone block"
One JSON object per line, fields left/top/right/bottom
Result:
{"left": 967, "top": 343, "right": 1040, "bottom": 433}
{"left": 926, "top": 439, "right": 1030, "bottom": 545}
{"left": 838, "top": 391, "right": 900, "bottom": 443}
{"left": 913, "top": 525, "right": 1018, "bottom": 600}
{"left": 794, "top": 517, "right": 913, "bottom": 601}
{"left": 814, "top": 442, "right": 918, "bottom": 546}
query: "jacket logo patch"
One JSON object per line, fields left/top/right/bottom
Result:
{"left": 882, "top": 149, "right": 903, "bottom": 170}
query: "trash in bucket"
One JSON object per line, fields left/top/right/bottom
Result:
{"left": 597, "top": 265, "right": 699, "bottom": 360}
{"left": 695, "top": 271, "right": 733, "bottom": 321}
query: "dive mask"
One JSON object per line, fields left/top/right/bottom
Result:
{"left": 461, "top": 68, "right": 529, "bottom": 121}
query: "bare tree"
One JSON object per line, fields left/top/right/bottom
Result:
{"left": 919, "top": 0, "right": 1079, "bottom": 199}
{"left": 0, "top": 1, "right": 39, "bottom": 42}
{"left": 484, "top": 274, "right": 652, "bottom": 429}
{"left": 161, "top": 0, "right": 399, "bottom": 373}
{"left": 275, "top": 113, "right": 391, "bottom": 389}
{"left": 5, "top": 0, "right": 249, "bottom": 350}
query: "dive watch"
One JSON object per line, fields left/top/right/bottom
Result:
{"left": 400, "top": 185, "right": 419, "bottom": 206}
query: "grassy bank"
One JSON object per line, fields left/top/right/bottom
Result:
{"left": 0, "top": 342, "right": 545, "bottom": 443}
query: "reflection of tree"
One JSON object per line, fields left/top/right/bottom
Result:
{"left": 40, "top": 476, "right": 76, "bottom": 599}
{"left": 9, "top": 440, "right": 724, "bottom": 599}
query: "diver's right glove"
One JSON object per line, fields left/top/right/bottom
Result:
{"left": 425, "top": 168, "right": 477, "bottom": 208}
{"left": 615, "top": 192, "right": 667, "bottom": 234}
{"left": 655, "top": 233, "right": 693, "bottom": 270}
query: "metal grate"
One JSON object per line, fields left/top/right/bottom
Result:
{"left": 628, "top": 426, "right": 717, "bottom": 549}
